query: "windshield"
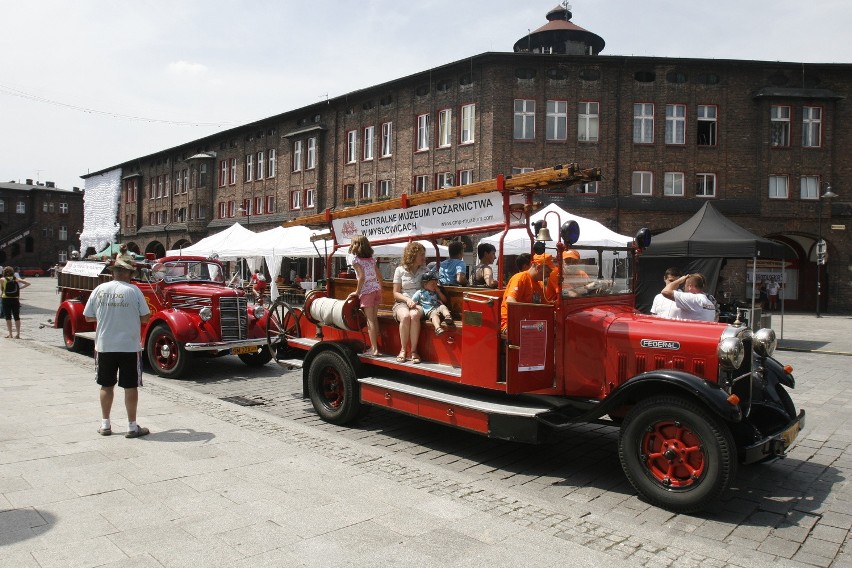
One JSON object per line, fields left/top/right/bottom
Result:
{"left": 561, "top": 247, "right": 634, "bottom": 298}
{"left": 151, "top": 261, "right": 226, "bottom": 284}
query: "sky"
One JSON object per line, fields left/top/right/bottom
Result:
{"left": 2, "top": 0, "right": 851, "bottom": 192}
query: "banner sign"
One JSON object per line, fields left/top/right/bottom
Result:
{"left": 0, "top": 229, "right": 30, "bottom": 250}
{"left": 331, "top": 192, "right": 505, "bottom": 245}
{"left": 61, "top": 261, "right": 108, "bottom": 277}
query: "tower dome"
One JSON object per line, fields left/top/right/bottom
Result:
{"left": 513, "top": 3, "right": 605, "bottom": 55}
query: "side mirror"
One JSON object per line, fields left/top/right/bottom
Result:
{"left": 635, "top": 228, "right": 652, "bottom": 250}
{"left": 560, "top": 221, "right": 580, "bottom": 246}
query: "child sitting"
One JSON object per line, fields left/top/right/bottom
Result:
{"left": 411, "top": 273, "right": 454, "bottom": 335}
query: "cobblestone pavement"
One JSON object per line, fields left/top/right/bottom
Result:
{"left": 18, "top": 279, "right": 852, "bottom": 566}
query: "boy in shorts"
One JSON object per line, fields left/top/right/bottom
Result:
{"left": 411, "top": 273, "right": 454, "bottom": 335}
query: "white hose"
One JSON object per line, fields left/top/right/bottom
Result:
{"left": 308, "top": 297, "right": 356, "bottom": 330}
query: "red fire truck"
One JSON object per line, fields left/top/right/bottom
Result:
{"left": 265, "top": 165, "right": 804, "bottom": 512}
{"left": 55, "top": 255, "right": 272, "bottom": 378}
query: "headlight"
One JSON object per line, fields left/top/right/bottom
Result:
{"left": 253, "top": 305, "right": 266, "bottom": 319}
{"left": 199, "top": 307, "right": 213, "bottom": 321}
{"left": 718, "top": 337, "right": 745, "bottom": 369}
{"left": 753, "top": 328, "right": 777, "bottom": 357}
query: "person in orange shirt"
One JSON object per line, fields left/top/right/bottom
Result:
{"left": 533, "top": 252, "right": 560, "bottom": 303}
{"left": 500, "top": 253, "right": 546, "bottom": 332}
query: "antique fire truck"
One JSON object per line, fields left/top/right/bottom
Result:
{"left": 264, "top": 165, "right": 804, "bottom": 512}
{"left": 55, "top": 255, "right": 271, "bottom": 378}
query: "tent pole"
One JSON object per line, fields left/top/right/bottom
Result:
{"left": 780, "top": 257, "right": 785, "bottom": 340}
{"left": 751, "top": 256, "right": 757, "bottom": 329}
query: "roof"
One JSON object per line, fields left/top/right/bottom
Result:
{"left": 0, "top": 181, "right": 82, "bottom": 194}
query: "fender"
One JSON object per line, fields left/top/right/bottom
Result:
{"left": 55, "top": 300, "right": 95, "bottom": 332}
{"left": 762, "top": 356, "right": 795, "bottom": 389}
{"left": 301, "top": 340, "right": 365, "bottom": 397}
{"left": 145, "top": 310, "right": 206, "bottom": 344}
{"left": 595, "top": 370, "right": 743, "bottom": 423}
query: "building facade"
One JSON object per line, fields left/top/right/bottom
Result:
{"left": 83, "top": 6, "right": 851, "bottom": 312}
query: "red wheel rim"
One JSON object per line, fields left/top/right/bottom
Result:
{"left": 318, "top": 366, "right": 344, "bottom": 410}
{"left": 153, "top": 334, "right": 179, "bottom": 370}
{"left": 640, "top": 420, "right": 706, "bottom": 488}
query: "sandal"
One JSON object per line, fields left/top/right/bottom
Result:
{"left": 444, "top": 316, "right": 455, "bottom": 327}
{"left": 409, "top": 353, "right": 421, "bottom": 364}
{"left": 97, "top": 427, "right": 112, "bottom": 436}
{"left": 434, "top": 327, "right": 445, "bottom": 336}
{"left": 396, "top": 351, "right": 407, "bottom": 363}
{"left": 125, "top": 426, "right": 150, "bottom": 439}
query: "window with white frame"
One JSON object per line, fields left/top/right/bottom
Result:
{"left": 197, "top": 165, "right": 206, "bottom": 188}
{"left": 800, "top": 175, "right": 819, "bottom": 200}
{"left": 347, "top": 130, "right": 357, "bottom": 163}
{"left": 802, "top": 107, "right": 822, "bottom": 147}
{"left": 307, "top": 137, "right": 317, "bottom": 169}
{"left": 460, "top": 104, "right": 475, "bottom": 144}
{"left": 58, "top": 251, "right": 67, "bottom": 263}
{"left": 546, "top": 100, "right": 568, "bottom": 141}
{"left": 695, "top": 173, "right": 716, "bottom": 197}
{"left": 769, "top": 175, "right": 789, "bottom": 199}
{"left": 770, "top": 106, "right": 791, "bottom": 147}
{"left": 268, "top": 149, "right": 276, "bottom": 177}
{"left": 174, "top": 172, "right": 182, "bottom": 194}
{"left": 16, "top": 200, "right": 25, "bottom": 213}
{"left": 218, "top": 202, "right": 226, "bottom": 219}
{"left": 225, "top": 159, "right": 234, "bottom": 185}
{"left": 458, "top": 169, "right": 473, "bottom": 185}
{"left": 414, "top": 175, "right": 429, "bottom": 193}
{"left": 436, "top": 172, "right": 453, "bottom": 189}
{"left": 634, "top": 103, "right": 654, "bottom": 143}
{"left": 664, "top": 172, "right": 685, "bottom": 196}
{"left": 343, "top": 184, "right": 355, "bottom": 201}
{"left": 379, "top": 179, "right": 391, "bottom": 198}
{"left": 59, "top": 226, "right": 67, "bottom": 240}
{"left": 513, "top": 99, "right": 535, "bottom": 140}
{"left": 228, "top": 200, "right": 236, "bottom": 217}
{"left": 632, "top": 171, "right": 653, "bottom": 195}
{"left": 157, "top": 176, "right": 163, "bottom": 198}
{"left": 290, "top": 190, "right": 301, "bottom": 210}
{"left": 219, "top": 160, "right": 227, "bottom": 187}
{"left": 198, "top": 204, "right": 207, "bottom": 219}
{"left": 416, "top": 114, "right": 430, "bottom": 150}
{"left": 183, "top": 169, "right": 189, "bottom": 191}
{"left": 578, "top": 101, "right": 599, "bottom": 142}
{"left": 265, "top": 196, "right": 274, "bottom": 213}
{"left": 438, "top": 109, "right": 452, "bottom": 147}
{"left": 245, "top": 154, "right": 254, "bottom": 181}
{"left": 363, "top": 126, "right": 374, "bottom": 160}
{"left": 305, "top": 188, "right": 315, "bottom": 208}
{"left": 254, "top": 196, "right": 263, "bottom": 215}
{"left": 256, "top": 151, "right": 264, "bottom": 179}
{"left": 665, "top": 104, "right": 686, "bottom": 145}
{"left": 293, "top": 140, "right": 303, "bottom": 171}
{"left": 511, "top": 167, "right": 534, "bottom": 175}
{"left": 60, "top": 202, "right": 68, "bottom": 214}
{"left": 381, "top": 122, "right": 393, "bottom": 156}
{"left": 697, "top": 105, "right": 717, "bottom": 146}
{"left": 149, "top": 178, "right": 155, "bottom": 199}
{"left": 360, "top": 182, "right": 373, "bottom": 200}
{"left": 577, "top": 181, "right": 598, "bottom": 194}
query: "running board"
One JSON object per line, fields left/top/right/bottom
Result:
{"left": 75, "top": 331, "right": 97, "bottom": 341}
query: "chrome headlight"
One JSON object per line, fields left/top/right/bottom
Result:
{"left": 753, "top": 328, "right": 777, "bottom": 357}
{"left": 253, "top": 305, "right": 266, "bottom": 319}
{"left": 718, "top": 337, "right": 745, "bottom": 369}
{"left": 199, "top": 307, "right": 213, "bottom": 321}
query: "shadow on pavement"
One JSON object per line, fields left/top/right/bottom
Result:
{"left": 0, "top": 510, "right": 56, "bottom": 546}
{"left": 143, "top": 428, "right": 216, "bottom": 443}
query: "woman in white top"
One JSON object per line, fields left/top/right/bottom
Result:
{"left": 392, "top": 241, "right": 427, "bottom": 363}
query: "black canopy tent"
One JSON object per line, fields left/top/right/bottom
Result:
{"left": 636, "top": 202, "right": 787, "bottom": 320}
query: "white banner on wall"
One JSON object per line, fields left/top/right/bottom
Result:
{"left": 332, "top": 191, "right": 506, "bottom": 246}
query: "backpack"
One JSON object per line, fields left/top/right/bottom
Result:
{"left": 3, "top": 277, "right": 19, "bottom": 297}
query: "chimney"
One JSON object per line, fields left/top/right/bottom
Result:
{"left": 25, "top": 178, "right": 33, "bottom": 185}
{"left": 73, "top": 187, "right": 81, "bottom": 192}
{"left": 46, "top": 181, "right": 55, "bottom": 188}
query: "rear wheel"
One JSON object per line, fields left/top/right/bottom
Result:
{"left": 618, "top": 395, "right": 736, "bottom": 513}
{"left": 146, "top": 324, "right": 188, "bottom": 378}
{"left": 307, "top": 350, "right": 362, "bottom": 424}
{"left": 266, "top": 299, "right": 302, "bottom": 363}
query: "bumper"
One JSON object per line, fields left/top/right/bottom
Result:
{"left": 184, "top": 337, "right": 270, "bottom": 352}
{"left": 741, "top": 409, "right": 806, "bottom": 464}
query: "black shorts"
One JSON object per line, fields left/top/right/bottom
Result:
{"left": 2, "top": 297, "right": 20, "bottom": 321}
{"left": 95, "top": 352, "right": 143, "bottom": 389}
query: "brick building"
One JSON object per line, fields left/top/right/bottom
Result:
{"left": 0, "top": 179, "right": 84, "bottom": 271}
{"left": 83, "top": 5, "right": 851, "bottom": 312}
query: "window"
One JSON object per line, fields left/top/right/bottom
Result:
{"left": 696, "top": 173, "right": 716, "bottom": 197}
{"left": 381, "top": 122, "right": 393, "bottom": 157}
{"left": 59, "top": 226, "right": 68, "bottom": 241}
{"left": 60, "top": 202, "right": 68, "bottom": 214}
{"left": 293, "top": 141, "right": 303, "bottom": 172}
{"left": 228, "top": 200, "right": 236, "bottom": 217}
{"left": 458, "top": 169, "right": 473, "bottom": 185}
{"left": 577, "top": 181, "right": 598, "bottom": 194}
{"left": 305, "top": 188, "right": 315, "bottom": 208}
{"left": 268, "top": 149, "right": 276, "bottom": 177}
{"left": 241, "top": 198, "right": 251, "bottom": 216}
{"left": 634, "top": 103, "right": 654, "bottom": 143}
{"left": 414, "top": 175, "right": 429, "bottom": 193}
{"left": 577, "top": 101, "right": 599, "bottom": 142}
{"left": 360, "top": 182, "right": 373, "bottom": 200}
{"left": 245, "top": 154, "right": 254, "bottom": 181}
{"left": 343, "top": 184, "right": 355, "bottom": 201}
{"left": 198, "top": 165, "right": 206, "bottom": 188}
{"left": 183, "top": 169, "right": 189, "bottom": 191}
{"left": 218, "top": 202, "right": 226, "bottom": 219}
{"left": 438, "top": 109, "right": 452, "bottom": 147}
{"left": 632, "top": 171, "right": 653, "bottom": 195}
{"left": 379, "top": 179, "right": 392, "bottom": 198}
{"left": 346, "top": 131, "right": 357, "bottom": 163}
{"left": 255, "top": 196, "right": 263, "bottom": 215}
{"left": 307, "top": 137, "right": 317, "bottom": 169}
{"left": 436, "top": 172, "right": 453, "bottom": 189}
{"left": 546, "top": 100, "right": 568, "bottom": 141}
{"left": 770, "top": 106, "right": 791, "bottom": 147}
{"left": 460, "top": 104, "right": 475, "bottom": 144}
{"left": 801, "top": 176, "right": 819, "bottom": 200}
{"left": 664, "top": 172, "right": 685, "bottom": 196}
{"left": 513, "top": 99, "right": 535, "bottom": 140}
{"left": 0, "top": 199, "right": 4, "bottom": 213}
{"left": 226, "top": 159, "right": 235, "bottom": 185}
{"left": 697, "top": 105, "right": 717, "bottom": 146}
{"left": 16, "top": 200, "right": 25, "bottom": 214}
{"left": 511, "top": 167, "right": 534, "bottom": 175}
{"left": 665, "top": 104, "right": 686, "bottom": 145}
{"left": 219, "top": 160, "right": 227, "bottom": 187}
{"left": 59, "top": 251, "right": 67, "bottom": 263}
{"left": 290, "top": 190, "right": 301, "bottom": 210}
{"left": 149, "top": 178, "right": 155, "bottom": 199}
{"left": 162, "top": 210, "right": 169, "bottom": 224}
{"left": 174, "top": 172, "right": 181, "bottom": 194}
{"left": 256, "top": 151, "right": 264, "bottom": 179}
{"left": 157, "top": 176, "right": 163, "bottom": 198}
{"left": 416, "top": 114, "right": 430, "bottom": 150}
{"left": 803, "top": 107, "right": 822, "bottom": 147}
{"left": 363, "top": 127, "right": 374, "bottom": 160}
{"left": 769, "top": 175, "right": 789, "bottom": 199}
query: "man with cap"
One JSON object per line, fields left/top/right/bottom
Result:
{"left": 533, "top": 252, "right": 560, "bottom": 303}
{"left": 500, "top": 253, "right": 545, "bottom": 332}
{"left": 83, "top": 258, "right": 152, "bottom": 438}
{"left": 562, "top": 249, "right": 594, "bottom": 297}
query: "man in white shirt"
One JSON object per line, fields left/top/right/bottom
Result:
{"left": 661, "top": 272, "right": 718, "bottom": 322}
{"left": 650, "top": 267, "right": 683, "bottom": 319}
{"left": 83, "top": 259, "right": 151, "bottom": 438}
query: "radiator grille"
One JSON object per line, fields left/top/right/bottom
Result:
{"left": 220, "top": 297, "right": 248, "bottom": 340}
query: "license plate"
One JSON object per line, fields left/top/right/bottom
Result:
{"left": 781, "top": 421, "right": 801, "bottom": 447}
{"left": 232, "top": 345, "right": 259, "bottom": 356}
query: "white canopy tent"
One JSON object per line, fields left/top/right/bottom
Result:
{"left": 166, "top": 222, "right": 256, "bottom": 260}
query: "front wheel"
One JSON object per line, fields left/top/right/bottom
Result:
{"left": 146, "top": 324, "right": 189, "bottom": 378}
{"left": 307, "top": 350, "right": 363, "bottom": 424}
{"left": 266, "top": 299, "right": 302, "bottom": 363}
{"left": 618, "top": 395, "right": 736, "bottom": 513}
{"left": 238, "top": 345, "right": 273, "bottom": 367}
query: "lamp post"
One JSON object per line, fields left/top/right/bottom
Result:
{"left": 816, "top": 184, "right": 838, "bottom": 318}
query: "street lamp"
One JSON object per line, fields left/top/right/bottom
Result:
{"left": 816, "top": 184, "right": 838, "bottom": 318}
{"left": 238, "top": 204, "right": 252, "bottom": 226}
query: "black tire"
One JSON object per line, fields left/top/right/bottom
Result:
{"left": 238, "top": 345, "right": 273, "bottom": 367}
{"left": 146, "top": 324, "right": 189, "bottom": 378}
{"left": 618, "top": 395, "right": 736, "bottom": 513}
{"left": 307, "top": 350, "right": 362, "bottom": 424}
{"left": 62, "top": 315, "right": 86, "bottom": 352}
{"left": 266, "top": 298, "right": 301, "bottom": 363}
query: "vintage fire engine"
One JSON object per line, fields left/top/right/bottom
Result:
{"left": 55, "top": 255, "right": 271, "bottom": 378}
{"left": 265, "top": 165, "right": 804, "bottom": 512}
